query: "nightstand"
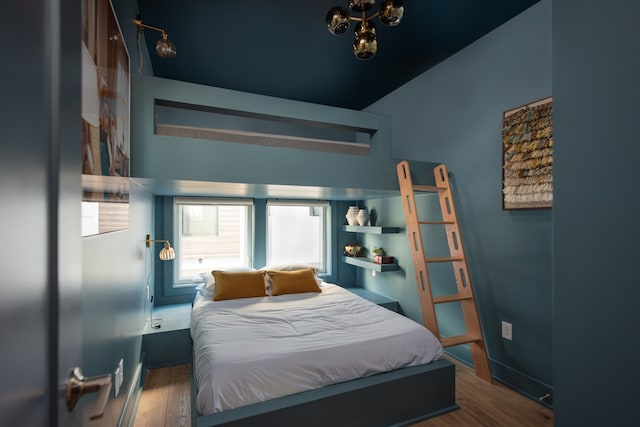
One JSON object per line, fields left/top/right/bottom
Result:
{"left": 141, "top": 303, "right": 192, "bottom": 369}
{"left": 343, "top": 287, "right": 401, "bottom": 313}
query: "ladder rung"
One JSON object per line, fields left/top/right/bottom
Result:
{"left": 425, "top": 256, "right": 464, "bottom": 263}
{"left": 441, "top": 333, "right": 481, "bottom": 347}
{"left": 433, "top": 294, "right": 473, "bottom": 304}
{"left": 418, "top": 220, "right": 456, "bottom": 225}
{"left": 413, "top": 185, "right": 447, "bottom": 192}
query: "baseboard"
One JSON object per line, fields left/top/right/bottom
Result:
{"left": 118, "top": 362, "right": 143, "bottom": 427}
{"left": 444, "top": 348, "right": 554, "bottom": 409}
{"left": 489, "top": 359, "right": 554, "bottom": 409}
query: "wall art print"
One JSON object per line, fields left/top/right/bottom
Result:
{"left": 501, "top": 97, "right": 553, "bottom": 210}
{"left": 81, "top": 0, "right": 130, "bottom": 236}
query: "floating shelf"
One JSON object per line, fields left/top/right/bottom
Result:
{"left": 343, "top": 225, "right": 400, "bottom": 234}
{"left": 342, "top": 256, "right": 399, "bottom": 272}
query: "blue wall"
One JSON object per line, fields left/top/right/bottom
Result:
{"left": 353, "top": 194, "right": 456, "bottom": 328}
{"left": 552, "top": 0, "right": 640, "bottom": 425}
{"left": 80, "top": 182, "right": 153, "bottom": 424}
{"left": 74, "top": 1, "right": 155, "bottom": 424}
{"left": 365, "top": 0, "right": 553, "bottom": 402}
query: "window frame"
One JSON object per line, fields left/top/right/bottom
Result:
{"left": 172, "top": 197, "right": 255, "bottom": 287}
{"left": 265, "top": 199, "right": 331, "bottom": 274}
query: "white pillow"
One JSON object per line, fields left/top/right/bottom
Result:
{"left": 195, "top": 272, "right": 216, "bottom": 297}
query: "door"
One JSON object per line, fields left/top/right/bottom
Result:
{"left": 1, "top": 1, "right": 86, "bottom": 426}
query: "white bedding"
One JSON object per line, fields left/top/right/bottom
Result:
{"left": 191, "top": 283, "right": 444, "bottom": 415}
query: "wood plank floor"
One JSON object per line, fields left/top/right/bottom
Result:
{"left": 134, "top": 363, "right": 190, "bottom": 427}
{"left": 413, "top": 359, "right": 553, "bottom": 427}
{"left": 133, "top": 358, "right": 553, "bottom": 427}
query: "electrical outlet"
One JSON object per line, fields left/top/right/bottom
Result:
{"left": 114, "top": 359, "right": 124, "bottom": 397}
{"left": 501, "top": 321, "right": 513, "bottom": 341}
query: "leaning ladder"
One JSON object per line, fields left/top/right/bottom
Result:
{"left": 396, "top": 160, "right": 492, "bottom": 383}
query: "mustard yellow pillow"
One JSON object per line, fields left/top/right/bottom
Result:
{"left": 268, "top": 269, "right": 321, "bottom": 296}
{"left": 212, "top": 270, "right": 267, "bottom": 301}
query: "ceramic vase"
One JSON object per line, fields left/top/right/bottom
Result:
{"left": 346, "top": 206, "right": 359, "bottom": 225}
{"left": 357, "top": 208, "right": 370, "bottom": 226}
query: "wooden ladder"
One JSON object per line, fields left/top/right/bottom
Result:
{"left": 396, "top": 160, "right": 492, "bottom": 383}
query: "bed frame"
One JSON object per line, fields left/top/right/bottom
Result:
{"left": 190, "top": 358, "right": 458, "bottom": 427}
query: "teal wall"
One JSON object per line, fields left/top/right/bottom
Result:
{"left": 80, "top": 182, "right": 153, "bottom": 424}
{"left": 552, "top": 0, "right": 640, "bottom": 425}
{"left": 130, "top": 75, "right": 401, "bottom": 194}
{"left": 74, "top": 1, "right": 154, "bottom": 424}
{"left": 354, "top": 195, "right": 454, "bottom": 327}
{"left": 365, "top": 0, "right": 553, "bottom": 403}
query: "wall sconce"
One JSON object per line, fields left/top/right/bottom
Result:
{"left": 326, "top": 0, "right": 405, "bottom": 60}
{"left": 146, "top": 234, "right": 175, "bottom": 260}
{"left": 134, "top": 16, "right": 176, "bottom": 58}
{"left": 145, "top": 234, "right": 175, "bottom": 329}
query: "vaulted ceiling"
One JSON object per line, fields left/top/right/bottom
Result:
{"left": 136, "top": 0, "right": 540, "bottom": 110}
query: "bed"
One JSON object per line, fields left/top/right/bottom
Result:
{"left": 190, "top": 269, "right": 457, "bottom": 426}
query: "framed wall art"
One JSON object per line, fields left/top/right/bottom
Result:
{"left": 81, "top": 0, "right": 130, "bottom": 236}
{"left": 501, "top": 97, "right": 553, "bottom": 210}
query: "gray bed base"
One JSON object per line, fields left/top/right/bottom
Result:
{"left": 190, "top": 358, "right": 458, "bottom": 427}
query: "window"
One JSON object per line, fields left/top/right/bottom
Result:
{"left": 174, "top": 197, "right": 253, "bottom": 284}
{"left": 266, "top": 200, "right": 329, "bottom": 272}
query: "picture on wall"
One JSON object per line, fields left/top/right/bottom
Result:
{"left": 501, "top": 97, "right": 553, "bottom": 210}
{"left": 81, "top": 0, "right": 130, "bottom": 236}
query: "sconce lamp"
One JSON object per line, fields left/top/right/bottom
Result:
{"left": 146, "top": 234, "right": 175, "bottom": 261}
{"left": 145, "top": 234, "right": 174, "bottom": 329}
{"left": 326, "top": 0, "right": 405, "bottom": 60}
{"left": 134, "top": 16, "right": 177, "bottom": 59}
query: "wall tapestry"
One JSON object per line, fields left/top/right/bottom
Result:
{"left": 501, "top": 97, "right": 553, "bottom": 210}
{"left": 81, "top": 0, "right": 130, "bottom": 236}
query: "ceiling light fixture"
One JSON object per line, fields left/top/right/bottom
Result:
{"left": 134, "top": 16, "right": 176, "bottom": 59}
{"left": 326, "top": 0, "right": 405, "bottom": 60}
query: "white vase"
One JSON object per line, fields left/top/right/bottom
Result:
{"left": 346, "top": 206, "right": 359, "bottom": 225}
{"left": 357, "top": 209, "right": 369, "bottom": 226}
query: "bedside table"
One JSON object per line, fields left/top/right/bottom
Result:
{"left": 141, "top": 303, "right": 192, "bottom": 369}
{"left": 343, "top": 287, "right": 401, "bottom": 313}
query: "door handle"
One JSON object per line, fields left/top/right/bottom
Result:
{"left": 66, "top": 367, "right": 112, "bottom": 420}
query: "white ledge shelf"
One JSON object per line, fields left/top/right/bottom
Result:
{"left": 342, "top": 256, "right": 399, "bottom": 272}
{"left": 343, "top": 225, "right": 400, "bottom": 234}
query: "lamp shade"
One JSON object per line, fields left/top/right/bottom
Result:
{"left": 326, "top": 6, "right": 351, "bottom": 35}
{"left": 159, "top": 242, "right": 176, "bottom": 261}
{"left": 349, "top": 0, "right": 375, "bottom": 12}
{"left": 353, "top": 21, "right": 377, "bottom": 60}
{"left": 156, "top": 33, "right": 177, "bottom": 58}
{"left": 379, "top": 0, "right": 404, "bottom": 26}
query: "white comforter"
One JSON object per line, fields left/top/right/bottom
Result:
{"left": 191, "top": 283, "right": 443, "bottom": 415}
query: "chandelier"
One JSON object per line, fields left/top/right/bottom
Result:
{"left": 326, "top": 0, "right": 405, "bottom": 60}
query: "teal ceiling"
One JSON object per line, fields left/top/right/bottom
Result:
{"left": 136, "top": 0, "right": 540, "bottom": 110}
